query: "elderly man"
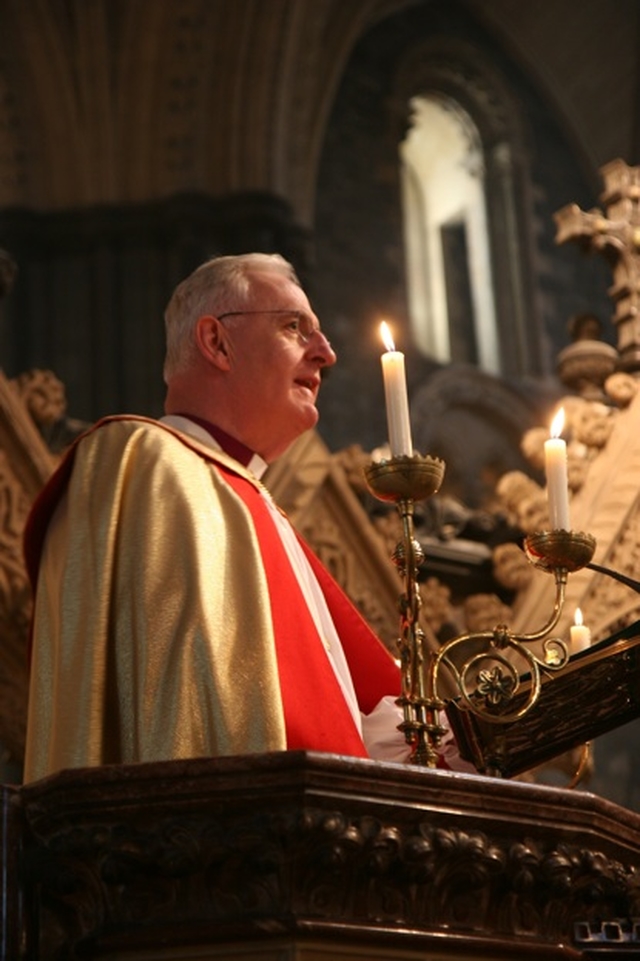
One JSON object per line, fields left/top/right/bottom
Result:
{"left": 23, "top": 253, "right": 415, "bottom": 783}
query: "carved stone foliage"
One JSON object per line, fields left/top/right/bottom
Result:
{"left": 0, "top": 447, "right": 31, "bottom": 763}
{"left": 583, "top": 490, "right": 640, "bottom": 636}
{"left": 20, "top": 754, "right": 640, "bottom": 960}
{"left": 497, "top": 381, "right": 640, "bottom": 642}
{"left": 0, "top": 369, "right": 73, "bottom": 772}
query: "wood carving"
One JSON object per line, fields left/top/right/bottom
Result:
{"left": 16, "top": 752, "right": 640, "bottom": 959}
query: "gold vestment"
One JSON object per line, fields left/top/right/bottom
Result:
{"left": 24, "top": 418, "right": 288, "bottom": 781}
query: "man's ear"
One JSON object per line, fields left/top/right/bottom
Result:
{"left": 195, "top": 315, "right": 231, "bottom": 370}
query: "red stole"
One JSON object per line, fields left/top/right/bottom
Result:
{"left": 219, "top": 466, "right": 401, "bottom": 757}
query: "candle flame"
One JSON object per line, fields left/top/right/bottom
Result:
{"left": 380, "top": 321, "right": 395, "bottom": 353}
{"left": 550, "top": 407, "right": 565, "bottom": 439}
{"left": 574, "top": 607, "right": 583, "bottom": 627}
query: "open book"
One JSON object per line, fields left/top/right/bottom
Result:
{"left": 445, "top": 617, "right": 640, "bottom": 778}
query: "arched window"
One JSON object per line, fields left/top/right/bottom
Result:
{"left": 393, "top": 38, "right": 543, "bottom": 379}
{"left": 400, "top": 94, "right": 500, "bottom": 373}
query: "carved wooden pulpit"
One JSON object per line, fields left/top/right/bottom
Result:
{"left": 5, "top": 750, "right": 640, "bottom": 960}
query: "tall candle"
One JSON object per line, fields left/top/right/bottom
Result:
{"left": 570, "top": 607, "right": 591, "bottom": 653}
{"left": 544, "top": 408, "right": 570, "bottom": 530}
{"left": 380, "top": 321, "right": 413, "bottom": 457}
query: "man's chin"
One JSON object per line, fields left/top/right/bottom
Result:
{"left": 303, "top": 406, "right": 320, "bottom": 433}
{"left": 294, "top": 399, "right": 319, "bottom": 428}
{"left": 266, "top": 411, "right": 319, "bottom": 461}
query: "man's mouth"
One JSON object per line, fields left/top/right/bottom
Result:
{"left": 295, "top": 377, "right": 319, "bottom": 395}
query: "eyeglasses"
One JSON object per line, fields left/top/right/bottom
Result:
{"left": 216, "top": 309, "right": 328, "bottom": 347}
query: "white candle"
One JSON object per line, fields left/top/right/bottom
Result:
{"left": 380, "top": 321, "right": 413, "bottom": 457}
{"left": 570, "top": 607, "right": 591, "bottom": 653}
{"left": 544, "top": 408, "right": 570, "bottom": 530}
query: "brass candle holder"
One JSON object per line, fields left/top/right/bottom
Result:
{"left": 429, "top": 528, "right": 596, "bottom": 731}
{"left": 365, "top": 454, "right": 597, "bottom": 770}
{"left": 364, "top": 453, "right": 446, "bottom": 766}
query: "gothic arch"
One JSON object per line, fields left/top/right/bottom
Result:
{"left": 390, "top": 36, "right": 544, "bottom": 377}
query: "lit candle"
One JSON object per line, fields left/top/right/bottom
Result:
{"left": 380, "top": 321, "right": 413, "bottom": 457}
{"left": 570, "top": 607, "right": 591, "bottom": 653}
{"left": 544, "top": 408, "right": 570, "bottom": 530}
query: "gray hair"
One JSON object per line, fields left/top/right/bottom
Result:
{"left": 163, "top": 253, "right": 300, "bottom": 380}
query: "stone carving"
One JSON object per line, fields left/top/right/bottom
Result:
{"left": 411, "top": 366, "right": 540, "bottom": 510}
{"left": 496, "top": 470, "right": 548, "bottom": 534}
{"left": 12, "top": 369, "right": 67, "bottom": 432}
{"left": 419, "top": 576, "right": 454, "bottom": 637}
{"left": 0, "top": 368, "right": 71, "bottom": 772}
{"left": 0, "top": 447, "right": 31, "bottom": 763}
{"left": 581, "top": 491, "right": 640, "bottom": 636}
{"left": 557, "top": 312, "right": 618, "bottom": 401}
{"left": 605, "top": 371, "right": 639, "bottom": 407}
{"left": 492, "top": 542, "right": 535, "bottom": 593}
{"left": 555, "top": 158, "right": 640, "bottom": 375}
{"left": 462, "top": 593, "right": 512, "bottom": 634}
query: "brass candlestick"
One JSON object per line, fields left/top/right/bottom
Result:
{"left": 366, "top": 454, "right": 597, "bottom": 771}
{"left": 364, "top": 453, "right": 446, "bottom": 766}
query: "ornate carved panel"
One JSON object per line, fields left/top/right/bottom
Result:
{"left": 15, "top": 752, "right": 640, "bottom": 960}
{"left": 510, "top": 387, "right": 640, "bottom": 645}
{"left": 0, "top": 371, "right": 58, "bottom": 770}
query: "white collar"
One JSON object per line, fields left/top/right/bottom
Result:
{"left": 159, "top": 414, "right": 269, "bottom": 479}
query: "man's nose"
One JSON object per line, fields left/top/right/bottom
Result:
{"left": 310, "top": 330, "right": 337, "bottom": 367}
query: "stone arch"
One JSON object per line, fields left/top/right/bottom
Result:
{"left": 390, "top": 36, "right": 543, "bottom": 378}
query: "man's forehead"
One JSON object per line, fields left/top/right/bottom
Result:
{"left": 249, "top": 269, "right": 298, "bottom": 292}
{"left": 248, "top": 271, "right": 310, "bottom": 309}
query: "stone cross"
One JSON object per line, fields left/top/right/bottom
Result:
{"left": 554, "top": 158, "right": 640, "bottom": 375}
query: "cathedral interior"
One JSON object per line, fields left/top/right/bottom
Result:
{"left": 4, "top": 2, "right": 640, "bottom": 957}
{"left": 2, "top": 0, "right": 640, "bottom": 906}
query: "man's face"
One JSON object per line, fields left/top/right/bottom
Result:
{"left": 220, "top": 272, "right": 337, "bottom": 461}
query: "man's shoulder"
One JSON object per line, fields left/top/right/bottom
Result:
{"left": 24, "top": 415, "right": 245, "bottom": 586}
{"left": 79, "top": 414, "right": 182, "bottom": 445}
{"left": 79, "top": 415, "right": 259, "bottom": 482}
{"left": 79, "top": 415, "right": 214, "bottom": 459}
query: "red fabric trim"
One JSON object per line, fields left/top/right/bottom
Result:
{"left": 298, "top": 540, "right": 401, "bottom": 714}
{"left": 24, "top": 435, "right": 83, "bottom": 592}
{"left": 220, "top": 466, "right": 371, "bottom": 757}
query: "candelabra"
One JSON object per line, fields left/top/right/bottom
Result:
{"left": 364, "top": 454, "right": 596, "bottom": 770}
